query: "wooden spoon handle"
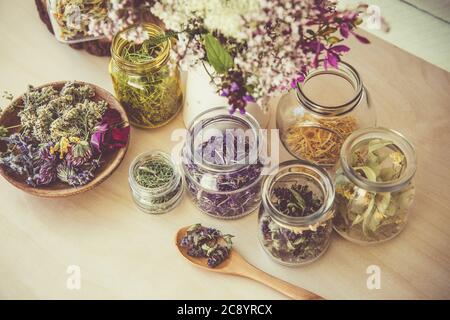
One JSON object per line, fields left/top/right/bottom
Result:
{"left": 239, "top": 263, "right": 324, "bottom": 300}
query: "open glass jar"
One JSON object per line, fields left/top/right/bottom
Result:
{"left": 129, "top": 150, "right": 184, "bottom": 214}
{"left": 181, "top": 107, "right": 266, "bottom": 220}
{"left": 47, "top": 0, "right": 109, "bottom": 43}
{"left": 110, "top": 23, "right": 183, "bottom": 128}
{"left": 277, "top": 62, "right": 376, "bottom": 168}
{"left": 258, "top": 160, "right": 335, "bottom": 266}
{"left": 333, "top": 127, "right": 417, "bottom": 244}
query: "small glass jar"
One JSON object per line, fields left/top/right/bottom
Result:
{"left": 277, "top": 61, "right": 376, "bottom": 168}
{"left": 181, "top": 107, "right": 266, "bottom": 220}
{"left": 129, "top": 150, "right": 184, "bottom": 214}
{"left": 47, "top": 0, "right": 109, "bottom": 43}
{"left": 258, "top": 160, "right": 335, "bottom": 266}
{"left": 109, "top": 23, "right": 183, "bottom": 128}
{"left": 333, "top": 127, "right": 417, "bottom": 244}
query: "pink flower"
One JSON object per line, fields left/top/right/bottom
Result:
{"left": 90, "top": 109, "right": 130, "bottom": 153}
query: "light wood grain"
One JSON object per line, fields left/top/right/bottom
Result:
{"left": 0, "top": 1, "right": 449, "bottom": 300}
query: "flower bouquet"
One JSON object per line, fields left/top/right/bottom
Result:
{"left": 0, "top": 81, "right": 130, "bottom": 197}
{"left": 150, "top": 0, "right": 372, "bottom": 113}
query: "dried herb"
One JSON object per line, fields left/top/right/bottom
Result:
{"left": 272, "top": 184, "right": 322, "bottom": 217}
{"left": 134, "top": 157, "right": 174, "bottom": 189}
{"left": 110, "top": 32, "right": 182, "bottom": 128}
{"left": 260, "top": 184, "right": 332, "bottom": 264}
{"left": 0, "top": 83, "right": 129, "bottom": 188}
{"left": 183, "top": 131, "right": 263, "bottom": 218}
{"left": 19, "top": 82, "right": 107, "bottom": 143}
{"left": 180, "top": 224, "right": 233, "bottom": 268}
{"left": 51, "top": 0, "right": 108, "bottom": 42}
{"left": 334, "top": 138, "right": 415, "bottom": 242}
{"left": 284, "top": 115, "right": 358, "bottom": 166}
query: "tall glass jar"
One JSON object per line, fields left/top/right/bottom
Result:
{"left": 258, "top": 160, "right": 335, "bottom": 266}
{"left": 109, "top": 23, "right": 183, "bottom": 128}
{"left": 129, "top": 150, "right": 184, "bottom": 214}
{"left": 277, "top": 62, "right": 376, "bottom": 168}
{"left": 181, "top": 107, "right": 267, "bottom": 220}
{"left": 47, "top": 0, "right": 109, "bottom": 43}
{"left": 333, "top": 127, "right": 417, "bottom": 244}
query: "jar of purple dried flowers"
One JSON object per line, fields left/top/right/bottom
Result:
{"left": 181, "top": 107, "right": 267, "bottom": 220}
{"left": 258, "top": 160, "right": 335, "bottom": 266}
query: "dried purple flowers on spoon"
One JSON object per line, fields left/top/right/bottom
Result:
{"left": 180, "top": 224, "right": 233, "bottom": 268}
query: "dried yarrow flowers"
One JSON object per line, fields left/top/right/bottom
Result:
{"left": 180, "top": 224, "right": 233, "bottom": 268}
{"left": 0, "top": 82, "right": 129, "bottom": 187}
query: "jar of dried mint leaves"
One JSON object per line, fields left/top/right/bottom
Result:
{"left": 48, "top": 0, "right": 109, "bottom": 43}
{"left": 258, "top": 160, "right": 335, "bottom": 266}
{"left": 277, "top": 61, "right": 376, "bottom": 167}
{"left": 181, "top": 107, "right": 267, "bottom": 220}
{"left": 129, "top": 150, "right": 184, "bottom": 214}
{"left": 110, "top": 23, "right": 183, "bottom": 128}
{"left": 334, "top": 127, "right": 417, "bottom": 244}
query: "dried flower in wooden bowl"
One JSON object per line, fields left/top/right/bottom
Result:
{"left": 0, "top": 81, "right": 130, "bottom": 197}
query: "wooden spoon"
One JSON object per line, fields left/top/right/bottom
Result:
{"left": 175, "top": 226, "right": 324, "bottom": 300}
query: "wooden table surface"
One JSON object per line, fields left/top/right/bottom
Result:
{"left": 1, "top": 1, "right": 449, "bottom": 300}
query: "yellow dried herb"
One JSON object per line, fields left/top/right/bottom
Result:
{"left": 284, "top": 115, "right": 358, "bottom": 165}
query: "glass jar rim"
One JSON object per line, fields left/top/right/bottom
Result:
{"left": 296, "top": 61, "right": 364, "bottom": 116}
{"left": 111, "top": 23, "right": 171, "bottom": 74}
{"left": 129, "top": 150, "right": 182, "bottom": 196}
{"left": 261, "top": 160, "right": 335, "bottom": 227}
{"left": 340, "top": 127, "right": 417, "bottom": 192}
{"left": 184, "top": 106, "right": 264, "bottom": 173}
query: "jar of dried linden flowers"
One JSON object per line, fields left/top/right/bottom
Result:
{"left": 277, "top": 61, "right": 376, "bottom": 168}
{"left": 258, "top": 160, "right": 335, "bottom": 266}
{"left": 333, "top": 127, "right": 417, "bottom": 244}
{"left": 109, "top": 23, "right": 183, "bottom": 128}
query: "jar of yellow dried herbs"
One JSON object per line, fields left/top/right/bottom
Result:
{"left": 47, "top": 0, "right": 109, "bottom": 43}
{"left": 277, "top": 62, "right": 376, "bottom": 168}
{"left": 109, "top": 23, "right": 183, "bottom": 128}
{"left": 333, "top": 127, "right": 417, "bottom": 244}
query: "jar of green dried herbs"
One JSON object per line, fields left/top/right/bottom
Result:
{"left": 110, "top": 23, "right": 183, "bottom": 128}
{"left": 129, "top": 150, "right": 184, "bottom": 214}
{"left": 333, "top": 127, "right": 417, "bottom": 244}
{"left": 258, "top": 160, "right": 335, "bottom": 266}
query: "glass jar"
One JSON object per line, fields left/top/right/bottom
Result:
{"left": 109, "top": 23, "right": 183, "bottom": 128}
{"left": 277, "top": 61, "right": 376, "bottom": 168}
{"left": 181, "top": 107, "right": 266, "bottom": 220}
{"left": 47, "top": 0, "right": 109, "bottom": 43}
{"left": 129, "top": 150, "right": 184, "bottom": 214}
{"left": 258, "top": 160, "right": 335, "bottom": 266}
{"left": 333, "top": 127, "right": 417, "bottom": 244}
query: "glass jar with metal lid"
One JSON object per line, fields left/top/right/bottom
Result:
{"left": 277, "top": 61, "right": 376, "bottom": 168}
{"left": 109, "top": 23, "right": 183, "bottom": 128}
{"left": 258, "top": 160, "right": 335, "bottom": 266}
{"left": 333, "top": 127, "right": 417, "bottom": 244}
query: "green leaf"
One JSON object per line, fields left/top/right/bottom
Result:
{"left": 354, "top": 166, "right": 377, "bottom": 182}
{"left": 204, "top": 34, "right": 233, "bottom": 74}
{"left": 368, "top": 139, "right": 393, "bottom": 154}
{"left": 288, "top": 187, "right": 306, "bottom": 209}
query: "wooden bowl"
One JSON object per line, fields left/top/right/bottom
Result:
{"left": 0, "top": 81, "right": 129, "bottom": 197}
